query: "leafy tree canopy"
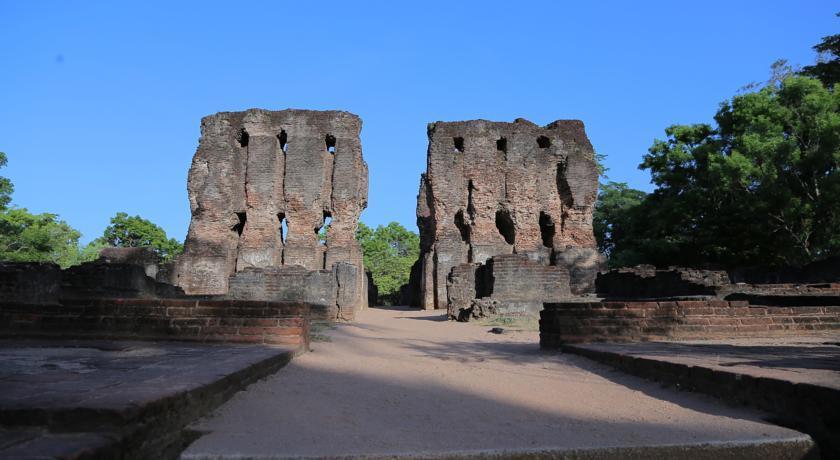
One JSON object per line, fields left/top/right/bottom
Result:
{"left": 355, "top": 221, "right": 419, "bottom": 305}
{"left": 0, "top": 208, "right": 84, "bottom": 268}
{"left": 802, "top": 14, "right": 840, "bottom": 87}
{"left": 0, "top": 152, "right": 12, "bottom": 211}
{"left": 94, "top": 212, "right": 183, "bottom": 261}
{"left": 604, "top": 75, "right": 840, "bottom": 268}
{"left": 593, "top": 182, "right": 647, "bottom": 267}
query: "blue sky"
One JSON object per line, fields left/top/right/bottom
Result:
{"left": 0, "top": 1, "right": 836, "bottom": 244}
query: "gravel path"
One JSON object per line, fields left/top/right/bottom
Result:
{"left": 182, "top": 307, "right": 807, "bottom": 458}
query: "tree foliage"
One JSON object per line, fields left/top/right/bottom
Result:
{"left": 601, "top": 75, "right": 840, "bottom": 268}
{"left": 94, "top": 212, "right": 183, "bottom": 261}
{"left": 0, "top": 152, "right": 12, "bottom": 211}
{"left": 802, "top": 17, "right": 840, "bottom": 88}
{"left": 355, "top": 221, "right": 419, "bottom": 305}
{"left": 0, "top": 208, "right": 86, "bottom": 268}
{"left": 0, "top": 152, "right": 92, "bottom": 268}
{"left": 593, "top": 182, "right": 647, "bottom": 267}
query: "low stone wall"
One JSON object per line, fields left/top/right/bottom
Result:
{"left": 0, "top": 298, "right": 310, "bottom": 348}
{"left": 595, "top": 266, "right": 729, "bottom": 299}
{"left": 540, "top": 300, "right": 840, "bottom": 347}
{"left": 227, "top": 263, "right": 363, "bottom": 321}
{"left": 447, "top": 254, "right": 570, "bottom": 320}
{"left": 0, "top": 262, "right": 62, "bottom": 305}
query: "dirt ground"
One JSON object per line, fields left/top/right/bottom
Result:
{"left": 182, "top": 307, "right": 807, "bottom": 458}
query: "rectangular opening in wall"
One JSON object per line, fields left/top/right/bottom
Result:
{"left": 277, "top": 213, "right": 288, "bottom": 244}
{"left": 237, "top": 129, "right": 249, "bottom": 148}
{"left": 453, "top": 137, "right": 464, "bottom": 153}
{"left": 317, "top": 211, "right": 332, "bottom": 245}
{"left": 540, "top": 211, "right": 555, "bottom": 248}
{"left": 232, "top": 212, "right": 247, "bottom": 236}
{"left": 495, "top": 209, "right": 515, "bottom": 245}
{"left": 278, "top": 130, "right": 288, "bottom": 153}
{"left": 325, "top": 134, "right": 336, "bottom": 154}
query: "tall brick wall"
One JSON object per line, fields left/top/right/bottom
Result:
{"left": 540, "top": 300, "right": 840, "bottom": 347}
{"left": 174, "top": 109, "right": 368, "bottom": 317}
{"left": 414, "top": 118, "right": 602, "bottom": 310}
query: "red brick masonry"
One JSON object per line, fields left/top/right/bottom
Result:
{"left": 0, "top": 298, "right": 310, "bottom": 348}
{"left": 540, "top": 300, "right": 840, "bottom": 347}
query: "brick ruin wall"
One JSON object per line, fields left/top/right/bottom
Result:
{"left": 446, "top": 254, "right": 570, "bottom": 320}
{"left": 540, "top": 299, "right": 840, "bottom": 346}
{"left": 0, "top": 298, "right": 310, "bottom": 348}
{"left": 411, "top": 118, "right": 602, "bottom": 312}
{"left": 172, "top": 109, "right": 369, "bottom": 318}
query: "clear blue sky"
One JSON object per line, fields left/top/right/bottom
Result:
{"left": 0, "top": 1, "right": 835, "bottom": 244}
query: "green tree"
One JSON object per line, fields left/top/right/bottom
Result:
{"left": 0, "top": 152, "right": 92, "bottom": 268}
{"left": 620, "top": 75, "right": 840, "bottom": 268}
{"left": 95, "top": 212, "right": 183, "bottom": 261}
{"left": 0, "top": 152, "right": 12, "bottom": 210}
{"left": 593, "top": 182, "right": 647, "bottom": 266}
{"left": 355, "top": 221, "right": 420, "bottom": 305}
{"left": 0, "top": 208, "right": 84, "bottom": 268}
{"left": 801, "top": 14, "right": 840, "bottom": 87}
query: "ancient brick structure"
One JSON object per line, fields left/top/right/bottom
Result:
{"left": 0, "top": 298, "right": 310, "bottom": 347}
{"left": 595, "top": 266, "right": 730, "bottom": 299}
{"left": 540, "top": 299, "right": 840, "bottom": 346}
{"left": 173, "top": 109, "right": 369, "bottom": 318}
{"left": 447, "top": 254, "right": 570, "bottom": 320}
{"left": 413, "top": 118, "right": 602, "bottom": 310}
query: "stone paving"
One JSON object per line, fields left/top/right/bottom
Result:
{"left": 183, "top": 307, "right": 814, "bottom": 459}
{"left": 570, "top": 336, "right": 840, "bottom": 390}
{"left": 0, "top": 339, "right": 297, "bottom": 457}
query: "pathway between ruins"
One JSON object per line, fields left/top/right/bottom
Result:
{"left": 181, "top": 307, "right": 809, "bottom": 458}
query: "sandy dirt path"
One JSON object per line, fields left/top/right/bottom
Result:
{"left": 182, "top": 307, "right": 806, "bottom": 458}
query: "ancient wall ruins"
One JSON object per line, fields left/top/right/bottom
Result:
{"left": 173, "top": 109, "right": 369, "bottom": 317}
{"left": 412, "top": 118, "right": 602, "bottom": 311}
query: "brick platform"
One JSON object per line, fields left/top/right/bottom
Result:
{"left": 540, "top": 300, "right": 840, "bottom": 346}
{"left": 0, "top": 298, "right": 310, "bottom": 348}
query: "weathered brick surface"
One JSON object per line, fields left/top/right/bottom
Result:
{"left": 413, "top": 118, "right": 602, "bottom": 310}
{"left": 173, "top": 109, "right": 368, "bottom": 318}
{"left": 540, "top": 300, "right": 840, "bottom": 347}
{"left": 446, "top": 254, "right": 571, "bottom": 320}
{"left": 595, "top": 266, "right": 729, "bottom": 298}
{"left": 0, "top": 263, "right": 61, "bottom": 305}
{"left": 0, "top": 298, "right": 310, "bottom": 347}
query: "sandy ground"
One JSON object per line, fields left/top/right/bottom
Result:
{"left": 182, "top": 307, "right": 805, "bottom": 458}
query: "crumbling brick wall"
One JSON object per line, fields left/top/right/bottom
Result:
{"left": 447, "top": 254, "right": 570, "bottom": 320}
{"left": 174, "top": 109, "right": 369, "bottom": 316}
{"left": 414, "top": 118, "right": 602, "bottom": 309}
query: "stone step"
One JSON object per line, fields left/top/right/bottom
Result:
{"left": 563, "top": 339, "right": 840, "bottom": 459}
{"left": 0, "top": 339, "right": 300, "bottom": 458}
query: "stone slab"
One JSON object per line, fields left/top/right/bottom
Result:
{"left": 564, "top": 336, "right": 840, "bottom": 458}
{"left": 0, "top": 339, "right": 298, "bottom": 458}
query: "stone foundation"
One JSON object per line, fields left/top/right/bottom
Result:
{"left": 228, "top": 263, "right": 362, "bottom": 321}
{"left": 447, "top": 254, "right": 570, "bottom": 320}
{"left": 0, "top": 298, "right": 310, "bottom": 347}
{"left": 540, "top": 300, "right": 840, "bottom": 346}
